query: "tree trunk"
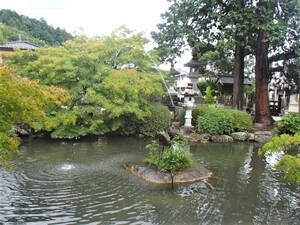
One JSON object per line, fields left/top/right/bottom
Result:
{"left": 254, "top": 29, "right": 273, "bottom": 125}
{"left": 299, "top": 93, "right": 300, "bottom": 114}
{"left": 232, "top": 44, "right": 245, "bottom": 110}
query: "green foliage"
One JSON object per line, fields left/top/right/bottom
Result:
{"left": 259, "top": 133, "right": 300, "bottom": 183}
{"left": 259, "top": 133, "right": 300, "bottom": 156}
{"left": 0, "top": 9, "right": 72, "bottom": 46}
{"left": 197, "top": 80, "right": 217, "bottom": 95}
{"left": 204, "top": 86, "right": 217, "bottom": 105}
{"left": 6, "top": 28, "right": 164, "bottom": 139}
{"left": 179, "top": 106, "right": 210, "bottom": 127}
{"left": 276, "top": 113, "right": 300, "bottom": 134}
{"left": 191, "top": 106, "right": 211, "bottom": 127}
{"left": 180, "top": 106, "right": 252, "bottom": 133}
{"left": 145, "top": 136, "right": 194, "bottom": 172}
{"left": 152, "top": 0, "right": 300, "bottom": 125}
{"left": 139, "top": 103, "right": 172, "bottom": 137}
{"left": 244, "top": 84, "right": 255, "bottom": 109}
{"left": 231, "top": 109, "right": 252, "bottom": 132}
{"left": 197, "top": 107, "right": 234, "bottom": 135}
{"left": 0, "top": 66, "right": 69, "bottom": 167}
{"left": 276, "top": 154, "right": 300, "bottom": 183}
{"left": 0, "top": 23, "right": 47, "bottom": 46}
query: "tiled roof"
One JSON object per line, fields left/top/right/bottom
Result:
{"left": 184, "top": 59, "right": 201, "bottom": 68}
{"left": 217, "top": 76, "right": 252, "bottom": 85}
{"left": 0, "top": 41, "right": 39, "bottom": 50}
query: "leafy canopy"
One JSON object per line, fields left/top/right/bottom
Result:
{"left": 6, "top": 27, "right": 165, "bottom": 138}
{"left": 0, "top": 66, "right": 69, "bottom": 168}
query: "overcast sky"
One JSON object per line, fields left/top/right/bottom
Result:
{"left": 0, "top": 0, "right": 191, "bottom": 68}
{"left": 0, "top": 0, "right": 171, "bottom": 36}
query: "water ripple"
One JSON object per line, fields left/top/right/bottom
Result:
{"left": 0, "top": 138, "right": 299, "bottom": 225}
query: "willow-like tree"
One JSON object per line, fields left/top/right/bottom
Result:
{"left": 6, "top": 27, "right": 165, "bottom": 138}
{"left": 152, "top": 0, "right": 300, "bottom": 125}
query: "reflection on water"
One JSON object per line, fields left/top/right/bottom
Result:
{"left": 0, "top": 137, "right": 299, "bottom": 225}
{"left": 60, "top": 163, "right": 75, "bottom": 171}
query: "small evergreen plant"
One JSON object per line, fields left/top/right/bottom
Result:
{"left": 204, "top": 86, "right": 217, "bottom": 105}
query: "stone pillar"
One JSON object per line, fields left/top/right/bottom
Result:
{"left": 184, "top": 99, "right": 194, "bottom": 127}
{"left": 182, "top": 89, "right": 195, "bottom": 132}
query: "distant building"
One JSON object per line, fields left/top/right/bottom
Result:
{"left": 216, "top": 75, "right": 252, "bottom": 108}
{"left": 0, "top": 40, "right": 39, "bottom": 63}
{"left": 216, "top": 75, "right": 252, "bottom": 96}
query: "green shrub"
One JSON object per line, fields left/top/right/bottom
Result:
{"left": 197, "top": 80, "right": 217, "bottom": 96}
{"left": 197, "top": 107, "right": 234, "bottom": 135}
{"left": 276, "top": 154, "right": 300, "bottom": 183}
{"left": 145, "top": 136, "right": 194, "bottom": 172}
{"left": 139, "top": 102, "right": 172, "bottom": 137}
{"left": 231, "top": 109, "right": 252, "bottom": 132}
{"left": 191, "top": 106, "right": 211, "bottom": 127}
{"left": 179, "top": 106, "right": 210, "bottom": 126}
{"left": 276, "top": 113, "right": 300, "bottom": 134}
{"left": 259, "top": 133, "right": 300, "bottom": 183}
{"left": 204, "top": 86, "right": 217, "bottom": 105}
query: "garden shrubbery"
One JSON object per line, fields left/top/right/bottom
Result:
{"left": 197, "top": 107, "right": 234, "bottom": 135}
{"left": 276, "top": 113, "right": 300, "bottom": 134}
{"left": 197, "top": 106, "right": 252, "bottom": 134}
{"left": 230, "top": 109, "right": 253, "bottom": 132}
{"left": 139, "top": 102, "right": 172, "bottom": 137}
{"left": 181, "top": 106, "right": 252, "bottom": 135}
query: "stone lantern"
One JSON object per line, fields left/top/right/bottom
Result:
{"left": 181, "top": 56, "right": 202, "bottom": 131}
{"left": 183, "top": 55, "right": 201, "bottom": 94}
{"left": 182, "top": 83, "right": 197, "bottom": 131}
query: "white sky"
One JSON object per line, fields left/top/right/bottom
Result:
{"left": 0, "top": 0, "right": 191, "bottom": 69}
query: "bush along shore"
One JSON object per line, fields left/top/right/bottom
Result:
{"left": 177, "top": 106, "right": 275, "bottom": 144}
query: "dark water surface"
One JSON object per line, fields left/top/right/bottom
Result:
{"left": 0, "top": 136, "right": 299, "bottom": 225}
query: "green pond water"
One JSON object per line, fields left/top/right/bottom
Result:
{"left": 0, "top": 136, "right": 299, "bottom": 225}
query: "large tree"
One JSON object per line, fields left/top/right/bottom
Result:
{"left": 152, "top": 0, "right": 300, "bottom": 125}
{"left": 5, "top": 27, "right": 165, "bottom": 138}
{"left": 253, "top": 0, "right": 299, "bottom": 124}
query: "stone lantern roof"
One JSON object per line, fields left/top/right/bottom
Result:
{"left": 183, "top": 56, "right": 201, "bottom": 68}
{"left": 183, "top": 56, "right": 201, "bottom": 76}
{"left": 182, "top": 56, "right": 202, "bottom": 94}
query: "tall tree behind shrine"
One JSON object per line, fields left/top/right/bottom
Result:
{"left": 152, "top": 0, "right": 300, "bottom": 126}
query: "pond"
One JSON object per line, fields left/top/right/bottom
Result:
{"left": 0, "top": 136, "right": 299, "bottom": 225}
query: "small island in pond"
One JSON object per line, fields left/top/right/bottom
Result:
{"left": 124, "top": 163, "right": 212, "bottom": 184}
{"left": 124, "top": 133, "right": 212, "bottom": 184}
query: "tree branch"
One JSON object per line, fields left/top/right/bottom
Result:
{"left": 268, "top": 50, "right": 298, "bottom": 63}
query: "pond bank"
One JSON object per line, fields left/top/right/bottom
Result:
{"left": 171, "top": 121, "right": 275, "bottom": 144}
